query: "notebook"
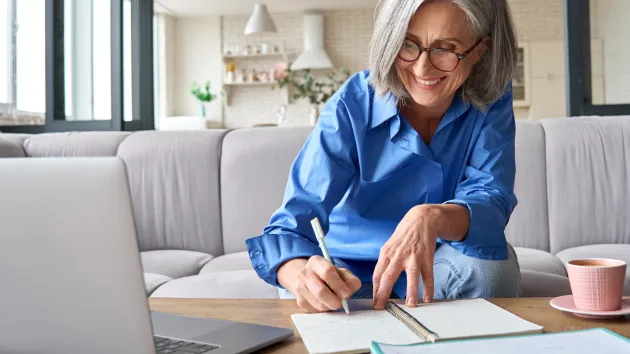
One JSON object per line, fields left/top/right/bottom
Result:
{"left": 291, "top": 298, "right": 543, "bottom": 354}
{"left": 370, "top": 328, "right": 630, "bottom": 354}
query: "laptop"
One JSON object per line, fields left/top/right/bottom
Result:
{"left": 0, "top": 157, "right": 293, "bottom": 354}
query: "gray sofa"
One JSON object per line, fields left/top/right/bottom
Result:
{"left": 1, "top": 116, "right": 629, "bottom": 298}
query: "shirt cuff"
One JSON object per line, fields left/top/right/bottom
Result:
{"left": 441, "top": 198, "right": 508, "bottom": 259}
{"left": 245, "top": 232, "right": 322, "bottom": 288}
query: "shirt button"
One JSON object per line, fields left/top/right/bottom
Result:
{"left": 253, "top": 250, "right": 261, "bottom": 256}
{"left": 256, "top": 264, "right": 264, "bottom": 270}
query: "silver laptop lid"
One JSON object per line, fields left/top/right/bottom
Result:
{"left": 0, "top": 157, "right": 155, "bottom": 354}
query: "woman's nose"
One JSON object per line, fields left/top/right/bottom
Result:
{"left": 412, "top": 50, "right": 434, "bottom": 77}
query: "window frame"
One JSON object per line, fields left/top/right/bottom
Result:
{"left": 0, "top": 0, "right": 154, "bottom": 133}
{"left": 565, "top": 0, "right": 630, "bottom": 116}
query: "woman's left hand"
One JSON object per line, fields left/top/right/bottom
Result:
{"left": 372, "top": 204, "right": 438, "bottom": 309}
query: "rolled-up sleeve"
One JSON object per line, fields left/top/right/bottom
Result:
{"left": 443, "top": 89, "right": 518, "bottom": 259}
{"left": 245, "top": 95, "right": 358, "bottom": 287}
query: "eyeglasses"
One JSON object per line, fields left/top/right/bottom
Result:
{"left": 397, "top": 37, "right": 485, "bottom": 72}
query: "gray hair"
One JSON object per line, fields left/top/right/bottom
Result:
{"left": 368, "top": 0, "right": 517, "bottom": 111}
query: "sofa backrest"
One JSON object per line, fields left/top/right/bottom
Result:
{"left": 505, "top": 121, "right": 550, "bottom": 250}
{"left": 0, "top": 130, "right": 227, "bottom": 257}
{"left": 117, "top": 131, "right": 226, "bottom": 256}
{"left": 219, "top": 127, "right": 313, "bottom": 254}
{"left": 4, "top": 116, "right": 627, "bottom": 257}
{"left": 21, "top": 132, "right": 131, "bottom": 157}
{"left": 541, "top": 116, "right": 630, "bottom": 253}
{"left": 0, "top": 135, "right": 25, "bottom": 157}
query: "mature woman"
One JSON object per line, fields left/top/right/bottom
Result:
{"left": 246, "top": 0, "right": 520, "bottom": 313}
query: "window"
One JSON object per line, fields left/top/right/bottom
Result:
{"left": 0, "top": 0, "right": 155, "bottom": 132}
{"left": 16, "top": 0, "right": 45, "bottom": 115}
{"left": 63, "top": 0, "right": 119, "bottom": 121}
{"left": 0, "top": 0, "right": 9, "bottom": 105}
{"left": 0, "top": 0, "right": 45, "bottom": 126}
{"left": 566, "top": 0, "right": 630, "bottom": 116}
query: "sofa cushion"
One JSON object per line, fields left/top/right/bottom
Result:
{"left": 117, "top": 131, "right": 227, "bottom": 255}
{"left": 143, "top": 273, "right": 173, "bottom": 295}
{"left": 220, "top": 127, "right": 313, "bottom": 254}
{"left": 519, "top": 270, "right": 571, "bottom": 297}
{"left": 140, "top": 250, "right": 213, "bottom": 279}
{"left": 541, "top": 116, "right": 630, "bottom": 253}
{"left": 506, "top": 121, "right": 550, "bottom": 250}
{"left": 200, "top": 251, "right": 252, "bottom": 273}
{"left": 555, "top": 244, "right": 630, "bottom": 295}
{"left": 0, "top": 133, "right": 30, "bottom": 147}
{"left": 22, "top": 131, "right": 130, "bottom": 157}
{"left": 514, "top": 247, "right": 566, "bottom": 276}
{"left": 0, "top": 135, "right": 25, "bottom": 157}
{"left": 150, "top": 270, "right": 279, "bottom": 299}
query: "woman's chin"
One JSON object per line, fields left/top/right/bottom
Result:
{"left": 408, "top": 91, "right": 446, "bottom": 107}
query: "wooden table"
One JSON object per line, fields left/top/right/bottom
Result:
{"left": 149, "top": 298, "right": 630, "bottom": 354}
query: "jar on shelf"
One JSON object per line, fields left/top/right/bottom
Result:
{"left": 235, "top": 69, "right": 245, "bottom": 83}
{"left": 250, "top": 69, "right": 259, "bottom": 82}
{"left": 242, "top": 45, "right": 251, "bottom": 56}
{"left": 225, "top": 61, "right": 236, "bottom": 83}
{"left": 261, "top": 42, "right": 270, "bottom": 54}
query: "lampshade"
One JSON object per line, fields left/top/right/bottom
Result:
{"left": 244, "top": 4, "right": 277, "bottom": 35}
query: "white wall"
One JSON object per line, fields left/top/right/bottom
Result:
{"left": 172, "top": 16, "right": 223, "bottom": 120}
{"left": 593, "top": 0, "right": 630, "bottom": 105}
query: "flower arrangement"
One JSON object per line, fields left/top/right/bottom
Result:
{"left": 190, "top": 81, "right": 217, "bottom": 118}
{"left": 273, "top": 63, "right": 351, "bottom": 106}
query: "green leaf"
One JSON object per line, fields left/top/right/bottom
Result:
{"left": 190, "top": 80, "right": 216, "bottom": 102}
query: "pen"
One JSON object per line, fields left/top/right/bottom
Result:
{"left": 310, "top": 217, "right": 350, "bottom": 315}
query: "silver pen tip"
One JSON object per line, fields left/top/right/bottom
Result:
{"left": 342, "top": 299, "right": 349, "bottom": 315}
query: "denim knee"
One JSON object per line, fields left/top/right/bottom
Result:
{"left": 444, "top": 244, "right": 521, "bottom": 299}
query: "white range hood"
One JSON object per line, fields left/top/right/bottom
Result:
{"left": 290, "top": 11, "right": 333, "bottom": 71}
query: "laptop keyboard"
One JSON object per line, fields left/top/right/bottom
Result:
{"left": 154, "top": 336, "right": 219, "bottom": 353}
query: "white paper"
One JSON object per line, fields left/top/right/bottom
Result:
{"left": 291, "top": 299, "right": 543, "bottom": 354}
{"left": 375, "top": 329, "right": 630, "bottom": 354}
{"left": 291, "top": 308, "right": 421, "bottom": 354}
{"left": 401, "top": 298, "right": 543, "bottom": 341}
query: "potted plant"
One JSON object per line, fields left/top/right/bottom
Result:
{"left": 273, "top": 64, "right": 351, "bottom": 125}
{"left": 190, "top": 80, "right": 217, "bottom": 119}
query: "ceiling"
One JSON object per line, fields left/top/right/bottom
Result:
{"left": 155, "top": 0, "right": 378, "bottom": 17}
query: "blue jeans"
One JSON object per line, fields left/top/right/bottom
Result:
{"left": 278, "top": 243, "right": 520, "bottom": 300}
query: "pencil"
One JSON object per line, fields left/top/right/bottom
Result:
{"left": 310, "top": 217, "right": 350, "bottom": 315}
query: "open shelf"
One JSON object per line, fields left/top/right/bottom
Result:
{"left": 222, "top": 52, "right": 289, "bottom": 62}
{"left": 223, "top": 81, "right": 282, "bottom": 105}
{"left": 221, "top": 51, "right": 291, "bottom": 106}
{"left": 223, "top": 81, "right": 277, "bottom": 86}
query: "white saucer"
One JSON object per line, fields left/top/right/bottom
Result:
{"left": 550, "top": 295, "right": 630, "bottom": 319}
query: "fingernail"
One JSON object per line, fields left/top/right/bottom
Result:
{"left": 406, "top": 297, "right": 416, "bottom": 307}
{"left": 423, "top": 295, "right": 431, "bottom": 303}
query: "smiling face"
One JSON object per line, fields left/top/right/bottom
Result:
{"left": 396, "top": 0, "right": 486, "bottom": 110}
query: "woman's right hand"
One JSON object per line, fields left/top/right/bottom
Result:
{"left": 277, "top": 256, "right": 362, "bottom": 313}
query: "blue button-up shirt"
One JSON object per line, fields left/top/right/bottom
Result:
{"left": 246, "top": 70, "right": 517, "bottom": 298}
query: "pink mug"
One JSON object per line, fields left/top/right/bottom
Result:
{"left": 566, "top": 258, "right": 626, "bottom": 311}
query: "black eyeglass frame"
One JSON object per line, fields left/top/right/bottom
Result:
{"left": 397, "top": 37, "right": 486, "bottom": 72}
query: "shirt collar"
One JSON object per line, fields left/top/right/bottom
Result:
{"left": 370, "top": 91, "right": 471, "bottom": 130}
{"left": 369, "top": 91, "right": 398, "bottom": 129}
{"left": 440, "top": 94, "right": 471, "bottom": 129}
